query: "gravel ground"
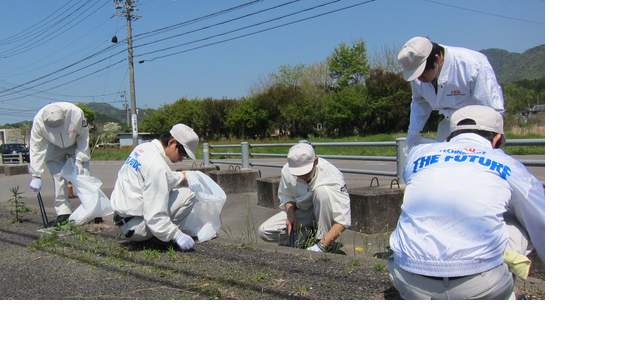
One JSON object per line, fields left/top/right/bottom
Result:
{"left": 0, "top": 208, "right": 544, "bottom": 300}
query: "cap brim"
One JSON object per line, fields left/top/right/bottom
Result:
{"left": 289, "top": 163, "right": 314, "bottom": 176}
{"left": 403, "top": 61, "right": 426, "bottom": 81}
{"left": 185, "top": 148, "right": 196, "bottom": 160}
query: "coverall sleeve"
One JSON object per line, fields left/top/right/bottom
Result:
{"left": 325, "top": 184, "right": 351, "bottom": 229}
{"left": 472, "top": 63, "right": 505, "bottom": 115}
{"left": 74, "top": 121, "right": 91, "bottom": 163}
{"left": 277, "top": 172, "right": 297, "bottom": 209}
{"left": 142, "top": 163, "right": 185, "bottom": 242}
{"left": 407, "top": 81, "right": 434, "bottom": 135}
{"left": 509, "top": 175, "right": 545, "bottom": 263}
{"left": 28, "top": 122, "right": 47, "bottom": 178}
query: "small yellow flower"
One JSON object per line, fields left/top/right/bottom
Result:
{"left": 355, "top": 247, "right": 363, "bottom": 251}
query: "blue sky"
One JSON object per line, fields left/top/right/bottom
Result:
{"left": 0, "top": 0, "right": 545, "bottom": 125}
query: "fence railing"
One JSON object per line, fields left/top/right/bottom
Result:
{"left": 0, "top": 153, "right": 28, "bottom": 165}
{"left": 202, "top": 138, "right": 545, "bottom": 185}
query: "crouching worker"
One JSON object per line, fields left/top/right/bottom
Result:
{"left": 258, "top": 143, "right": 351, "bottom": 252}
{"left": 388, "top": 105, "right": 545, "bottom": 300}
{"left": 110, "top": 124, "right": 200, "bottom": 251}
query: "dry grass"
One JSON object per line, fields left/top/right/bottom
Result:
{"left": 509, "top": 124, "right": 545, "bottom": 136}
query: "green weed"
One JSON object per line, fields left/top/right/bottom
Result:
{"left": 7, "top": 186, "right": 29, "bottom": 223}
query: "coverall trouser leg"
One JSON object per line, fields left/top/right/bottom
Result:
{"left": 118, "top": 187, "right": 196, "bottom": 242}
{"left": 388, "top": 210, "right": 534, "bottom": 300}
{"left": 258, "top": 186, "right": 336, "bottom": 246}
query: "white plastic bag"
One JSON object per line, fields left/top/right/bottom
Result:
{"left": 61, "top": 159, "right": 114, "bottom": 225}
{"left": 181, "top": 171, "right": 226, "bottom": 242}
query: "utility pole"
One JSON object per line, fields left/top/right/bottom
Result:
{"left": 114, "top": 0, "right": 140, "bottom": 146}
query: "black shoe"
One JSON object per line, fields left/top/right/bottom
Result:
{"left": 47, "top": 214, "right": 70, "bottom": 227}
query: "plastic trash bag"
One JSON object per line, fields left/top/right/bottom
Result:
{"left": 181, "top": 171, "right": 226, "bottom": 242}
{"left": 61, "top": 158, "right": 114, "bottom": 225}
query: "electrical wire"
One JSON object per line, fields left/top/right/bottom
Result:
{"left": 421, "top": 0, "right": 544, "bottom": 25}
{"left": 134, "top": 0, "right": 307, "bottom": 51}
{"left": 138, "top": 0, "right": 373, "bottom": 62}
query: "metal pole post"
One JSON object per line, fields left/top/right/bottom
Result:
{"left": 241, "top": 142, "right": 250, "bottom": 169}
{"left": 396, "top": 137, "right": 407, "bottom": 185}
{"left": 203, "top": 143, "right": 209, "bottom": 165}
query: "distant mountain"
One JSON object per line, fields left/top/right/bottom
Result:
{"left": 85, "top": 102, "right": 149, "bottom": 127}
{"left": 85, "top": 102, "right": 127, "bottom": 125}
{"left": 481, "top": 44, "right": 545, "bottom": 84}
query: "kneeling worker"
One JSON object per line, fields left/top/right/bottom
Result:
{"left": 388, "top": 105, "right": 545, "bottom": 300}
{"left": 258, "top": 143, "right": 351, "bottom": 252}
{"left": 110, "top": 124, "right": 200, "bottom": 251}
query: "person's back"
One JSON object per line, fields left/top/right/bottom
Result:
{"left": 388, "top": 105, "right": 544, "bottom": 300}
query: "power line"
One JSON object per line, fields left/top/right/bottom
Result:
{"left": 134, "top": 0, "right": 308, "bottom": 52}
{"left": 0, "top": 0, "right": 107, "bottom": 58}
{"left": 134, "top": 0, "right": 266, "bottom": 40}
{"left": 421, "top": 0, "right": 544, "bottom": 25}
{"left": 0, "top": 0, "right": 376, "bottom": 109}
{"left": 137, "top": 0, "right": 367, "bottom": 62}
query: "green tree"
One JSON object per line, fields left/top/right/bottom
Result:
{"left": 365, "top": 68, "right": 411, "bottom": 134}
{"left": 202, "top": 97, "right": 237, "bottom": 140}
{"left": 76, "top": 102, "right": 96, "bottom": 127}
{"left": 328, "top": 39, "right": 371, "bottom": 88}
{"left": 320, "top": 85, "right": 369, "bottom": 137}
{"left": 225, "top": 97, "right": 270, "bottom": 139}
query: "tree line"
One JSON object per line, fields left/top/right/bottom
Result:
{"left": 2, "top": 40, "right": 544, "bottom": 144}
{"left": 138, "top": 39, "right": 544, "bottom": 141}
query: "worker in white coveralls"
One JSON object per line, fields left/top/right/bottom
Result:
{"left": 258, "top": 143, "right": 351, "bottom": 252}
{"left": 397, "top": 36, "right": 504, "bottom": 152}
{"left": 387, "top": 105, "right": 545, "bottom": 300}
{"left": 110, "top": 124, "right": 199, "bottom": 251}
{"left": 29, "top": 102, "right": 91, "bottom": 226}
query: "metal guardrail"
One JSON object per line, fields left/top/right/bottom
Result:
{"left": 0, "top": 153, "right": 28, "bottom": 165}
{"left": 202, "top": 138, "right": 545, "bottom": 185}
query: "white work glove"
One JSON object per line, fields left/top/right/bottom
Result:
{"left": 404, "top": 133, "right": 434, "bottom": 155}
{"left": 75, "top": 160, "right": 89, "bottom": 176}
{"left": 175, "top": 232, "right": 195, "bottom": 251}
{"left": 29, "top": 177, "right": 42, "bottom": 194}
{"left": 307, "top": 244, "right": 323, "bottom": 252}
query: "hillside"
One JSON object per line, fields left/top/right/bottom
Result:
{"left": 86, "top": 102, "right": 127, "bottom": 125}
{"left": 481, "top": 45, "right": 545, "bottom": 84}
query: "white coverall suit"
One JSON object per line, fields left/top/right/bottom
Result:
{"left": 258, "top": 158, "right": 351, "bottom": 246}
{"left": 388, "top": 133, "right": 545, "bottom": 300}
{"left": 29, "top": 102, "right": 90, "bottom": 216}
{"left": 110, "top": 139, "right": 195, "bottom": 243}
{"left": 408, "top": 45, "right": 504, "bottom": 143}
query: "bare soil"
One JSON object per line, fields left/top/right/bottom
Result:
{"left": 0, "top": 208, "right": 544, "bottom": 300}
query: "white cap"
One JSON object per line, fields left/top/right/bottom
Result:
{"left": 397, "top": 37, "right": 433, "bottom": 81}
{"left": 170, "top": 123, "right": 199, "bottom": 159}
{"left": 42, "top": 104, "right": 65, "bottom": 128}
{"left": 287, "top": 143, "right": 315, "bottom": 176}
{"left": 449, "top": 105, "right": 506, "bottom": 147}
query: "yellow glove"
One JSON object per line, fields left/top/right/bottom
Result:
{"left": 504, "top": 251, "right": 531, "bottom": 280}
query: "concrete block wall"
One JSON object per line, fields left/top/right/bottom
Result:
{"left": 257, "top": 176, "right": 281, "bottom": 209}
{"left": 1, "top": 164, "right": 30, "bottom": 176}
{"left": 254, "top": 175, "right": 405, "bottom": 235}
{"left": 348, "top": 186, "right": 404, "bottom": 234}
